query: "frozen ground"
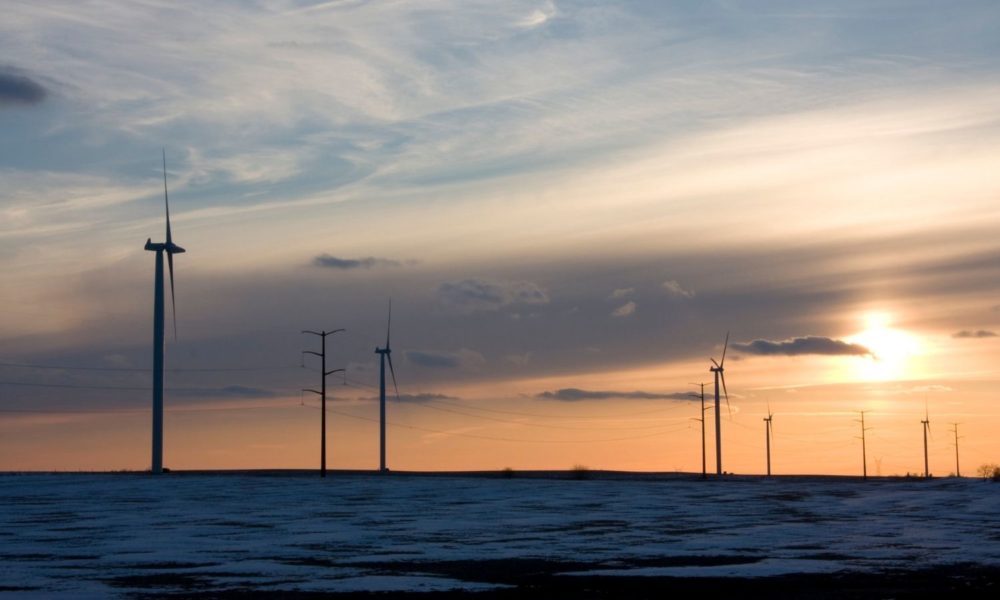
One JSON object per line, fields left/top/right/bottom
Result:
{"left": 0, "top": 472, "right": 998, "bottom": 597}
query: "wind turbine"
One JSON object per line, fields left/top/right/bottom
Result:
{"left": 921, "top": 403, "right": 931, "bottom": 478}
{"left": 375, "top": 300, "right": 399, "bottom": 473}
{"left": 763, "top": 403, "right": 774, "bottom": 477}
{"left": 709, "top": 332, "right": 731, "bottom": 476}
{"left": 145, "top": 150, "right": 184, "bottom": 474}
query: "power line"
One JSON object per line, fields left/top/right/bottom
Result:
{"left": 0, "top": 381, "right": 299, "bottom": 394}
{"left": 302, "top": 403, "right": 693, "bottom": 444}
{"left": 0, "top": 381, "right": 151, "bottom": 391}
{"left": 0, "top": 361, "right": 299, "bottom": 373}
{"left": 0, "top": 403, "right": 301, "bottom": 415}
{"left": 345, "top": 377, "right": 697, "bottom": 421}
{"left": 410, "top": 399, "right": 691, "bottom": 432}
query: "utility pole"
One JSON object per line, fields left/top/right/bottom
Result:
{"left": 855, "top": 411, "right": 871, "bottom": 480}
{"left": 950, "top": 423, "right": 962, "bottom": 477}
{"left": 302, "top": 328, "right": 345, "bottom": 478}
{"left": 763, "top": 413, "right": 773, "bottom": 477}
{"left": 689, "top": 382, "right": 708, "bottom": 479}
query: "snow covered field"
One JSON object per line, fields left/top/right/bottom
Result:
{"left": 1, "top": 472, "right": 998, "bottom": 597}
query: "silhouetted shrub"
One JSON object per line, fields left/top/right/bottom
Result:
{"left": 501, "top": 467, "right": 515, "bottom": 479}
{"left": 975, "top": 463, "right": 999, "bottom": 481}
{"left": 571, "top": 464, "right": 590, "bottom": 480}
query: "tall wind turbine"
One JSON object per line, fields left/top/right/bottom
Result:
{"left": 145, "top": 150, "right": 184, "bottom": 474}
{"left": 709, "top": 332, "right": 731, "bottom": 476}
{"left": 375, "top": 300, "right": 399, "bottom": 473}
{"left": 921, "top": 404, "right": 931, "bottom": 478}
{"left": 763, "top": 404, "right": 774, "bottom": 477}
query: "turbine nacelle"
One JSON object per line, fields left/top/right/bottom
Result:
{"left": 144, "top": 240, "right": 185, "bottom": 254}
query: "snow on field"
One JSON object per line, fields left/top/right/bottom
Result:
{"left": 0, "top": 473, "right": 998, "bottom": 596}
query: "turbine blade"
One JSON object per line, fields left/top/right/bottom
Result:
{"left": 387, "top": 353, "right": 400, "bottom": 401}
{"left": 168, "top": 251, "right": 177, "bottom": 340}
{"left": 386, "top": 298, "right": 392, "bottom": 349}
{"left": 720, "top": 331, "right": 730, "bottom": 367}
{"left": 710, "top": 357, "right": 720, "bottom": 368}
{"left": 162, "top": 148, "right": 172, "bottom": 245}
{"left": 721, "top": 372, "right": 731, "bottom": 419}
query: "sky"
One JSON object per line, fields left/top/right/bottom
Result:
{"left": 2, "top": 0, "right": 999, "bottom": 475}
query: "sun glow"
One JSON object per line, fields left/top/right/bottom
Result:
{"left": 847, "top": 312, "right": 922, "bottom": 382}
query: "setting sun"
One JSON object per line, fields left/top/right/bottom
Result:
{"left": 848, "top": 312, "right": 922, "bottom": 382}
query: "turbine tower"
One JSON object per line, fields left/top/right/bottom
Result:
{"left": 709, "top": 332, "right": 731, "bottom": 476}
{"left": 375, "top": 300, "right": 399, "bottom": 473}
{"left": 921, "top": 404, "right": 931, "bottom": 478}
{"left": 145, "top": 150, "right": 184, "bottom": 474}
{"left": 763, "top": 404, "right": 774, "bottom": 477}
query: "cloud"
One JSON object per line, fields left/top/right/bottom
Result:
{"left": 662, "top": 280, "right": 695, "bottom": 298}
{"left": 406, "top": 348, "right": 485, "bottom": 369}
{"left": 907, "top": 384, "right": 953, "bottom": 393}
{"left": 504, "top": 352, "right": 532, "bottom": 366}
{"left": 537, "top": 388, "right": 694, "bottom": 402}
{"left": 437, "top": 279, "right": 548, "bottom": 313}
{"left": 0, "top": 67, "right": 46, "bottom": 106}
{"left": 952, "top": 329, "right": 997, "bottom": 338}
{"left": 171, "top": 385, "right": 277, "bottom": 398}
{"left": 733, "top": 336, "right": 872, "bottom": 357}
{"left": 609, "top": 287, "right": 634, "bottom": 300}
{"left": 611, "top": 301, "right": 636, "bottom": 318}
{"left": 312, "top": 254, "right": 402, "bottom": 269}
{"left": 518, "top": 1, "right": 556, "bottom": 28}
{"left": 362, "top": 392, "right": 458, "bottom": 404}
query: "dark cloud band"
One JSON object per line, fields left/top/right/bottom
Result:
{"left": 0, "top": 68, "right": 46, "bottom": 106}
{"left": 953, "top": 329, "right": 997, "bottom": 338}
{"left": 313, "top": 254, "right": 401, "bottom": 269}
{"left": 537, "top": 388, "right": 695, "bottom": 401}
{"left": 732, "top": 336, "right": 871, "bottom": 357}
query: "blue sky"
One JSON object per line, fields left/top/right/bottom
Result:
{"left": 2, "top": 1, "right": 1000, "bottom": 472}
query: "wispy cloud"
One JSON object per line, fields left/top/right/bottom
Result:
{"left": 662, "top": 280, "right": 694, "bottom": 298}
{"left": 953, "top": 329, "right": 997, "bottom": 339}
{"left": 438, "top": 278, "right": 548, "bottom": 313}
{"left": 362, "top": 392, "right": 458, "bottom": 404}
{"left": 171, "top": 385, "right": 277, "bottom": 398}
{"left": 537, "top": 388, "right": 693, "bottom": 402}
{"left": 733, "top": 336, "right": 872, "bottom": 357}
{"left": 406, "top": 348, "right": 485, "bottom": 370}
{"left": 312, "top": 254, "right": 402, "bottom": 270}
{"left": 611, "top": 301, "right": 636, "bottom": 318}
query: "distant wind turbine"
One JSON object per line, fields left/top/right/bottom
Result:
{"left": 145, "top": 150, "right": 185, "bottom": 474}
{"left": 763, "top": 403, "right": 774, "bottom": 477}
{"left": 709, "top": 332, "right": 732, "bottom": 476}
{"left": 375, "top": 300, "right": 399, "bottom": 473}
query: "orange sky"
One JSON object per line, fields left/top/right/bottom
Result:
{"left": 2, "top": 1, "right": 1000, "bottom": 474}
